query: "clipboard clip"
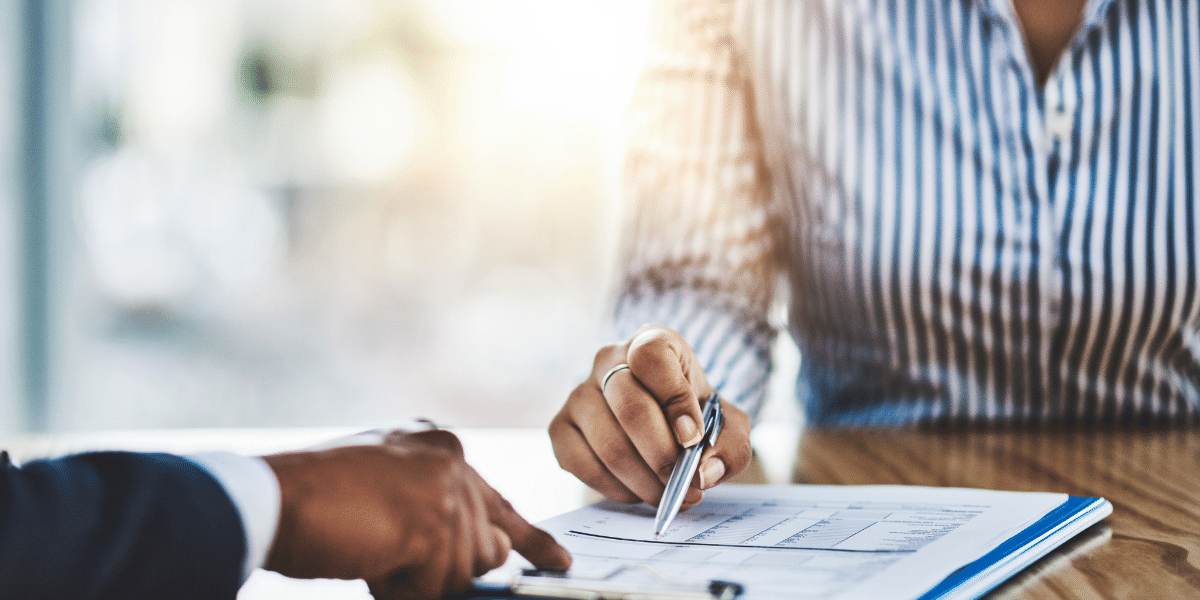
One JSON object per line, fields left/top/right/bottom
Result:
{"left": 506, "top": 566, "right": 744, "bottom": 600}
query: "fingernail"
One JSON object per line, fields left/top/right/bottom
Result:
{"left": 675, "top": 415, "right": 700, "bottom": 446}
{"left": 699, "top": 458, "right": 725, "bottom": 489}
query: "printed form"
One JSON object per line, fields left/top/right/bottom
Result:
{"left": 524, "top": 485, "right": 1066, "bottom": 600}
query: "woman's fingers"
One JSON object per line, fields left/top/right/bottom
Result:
{"left": 549, "top": 325, "right": 752, "bottom": 512}
{"left": 601, "top": 370, "right": 686, "bottom": 483}
{"left": 626, "top": 327, "right": 710, "bottom": 448}
{"left": 549, "top": 413, "right": 643, "bottom": 504}
{"left": 697, "top": 403, "right": 752, "bottom": 490}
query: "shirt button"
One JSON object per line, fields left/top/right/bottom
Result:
{"left": 1045, "top": 108, "right": 1073, "bottom": 142}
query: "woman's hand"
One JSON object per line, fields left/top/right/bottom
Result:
{"left": 549, "top": 324, "right": 752, "bottom": 507}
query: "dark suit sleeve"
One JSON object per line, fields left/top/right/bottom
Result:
{"left": 0, "top": 451, "right": 247, "bottom": 600}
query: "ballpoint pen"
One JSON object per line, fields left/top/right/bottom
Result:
{"left": 654, "top": 393, "right": 722, "bottom": 538}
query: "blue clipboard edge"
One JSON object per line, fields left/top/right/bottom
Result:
{"left": 917, "top": 495, "right": 1113, "bottom": 600}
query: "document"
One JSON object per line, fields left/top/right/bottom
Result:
{"left": 508, "top": 485, "right": 1074, "bottom": 600}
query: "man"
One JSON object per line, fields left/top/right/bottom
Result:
{"left": 0, "top": 428, "right": 571, "bottom": 600}
{"left": 551, "top": 0, "right": 1198, "bottom": 507}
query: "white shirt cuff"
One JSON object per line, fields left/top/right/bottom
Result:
{"left": 185, "top": 452, "right": 281, "bottom": 583}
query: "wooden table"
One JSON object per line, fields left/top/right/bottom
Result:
{"left": 792, "top": 428, "right": 1200, "bottom": 599}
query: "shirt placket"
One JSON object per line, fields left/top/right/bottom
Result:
{"left": 1039, "top": 76, "right": 1072, "bottom": 418}
{"left": 978, "top": 0, "right": 1076, "bottom": 414}
{"left": 1037, "top": 0, "right": 1117, "bottom": 410}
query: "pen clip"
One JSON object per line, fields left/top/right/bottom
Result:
{"left": 703, "top": 395, "right": 722, "bottom": 447}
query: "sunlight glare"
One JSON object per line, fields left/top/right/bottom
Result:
{"left": 317, "top": 54, "right": 420, "bottom": 184}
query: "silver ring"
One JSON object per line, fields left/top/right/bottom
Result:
{"left": 601, "top": 363, "right": 631, "bottom": 394}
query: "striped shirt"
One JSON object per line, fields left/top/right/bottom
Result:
{"left": 614, "top": 0, "right": 1200, "bottom": 426}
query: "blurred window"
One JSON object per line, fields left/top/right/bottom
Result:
{"left": 13, "top": 0, "right": 650, "bottom": 432}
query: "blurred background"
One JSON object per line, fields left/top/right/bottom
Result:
{"left": 0, "top": 0, "right": 655, "bottom": 434}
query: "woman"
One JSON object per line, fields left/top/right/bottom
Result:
{"left": 550, "top": 0, "right": 1199, "bottom": 506}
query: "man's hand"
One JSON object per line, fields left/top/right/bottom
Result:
{"left": 262, "top": 430, "right": 572, "bottom": 600}
{"left": 549, "top": 324, "right": 752, "bottom": 507}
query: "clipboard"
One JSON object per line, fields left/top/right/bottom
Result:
{"left": 447, "top": 567, "right": 745, "bottom": 600}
